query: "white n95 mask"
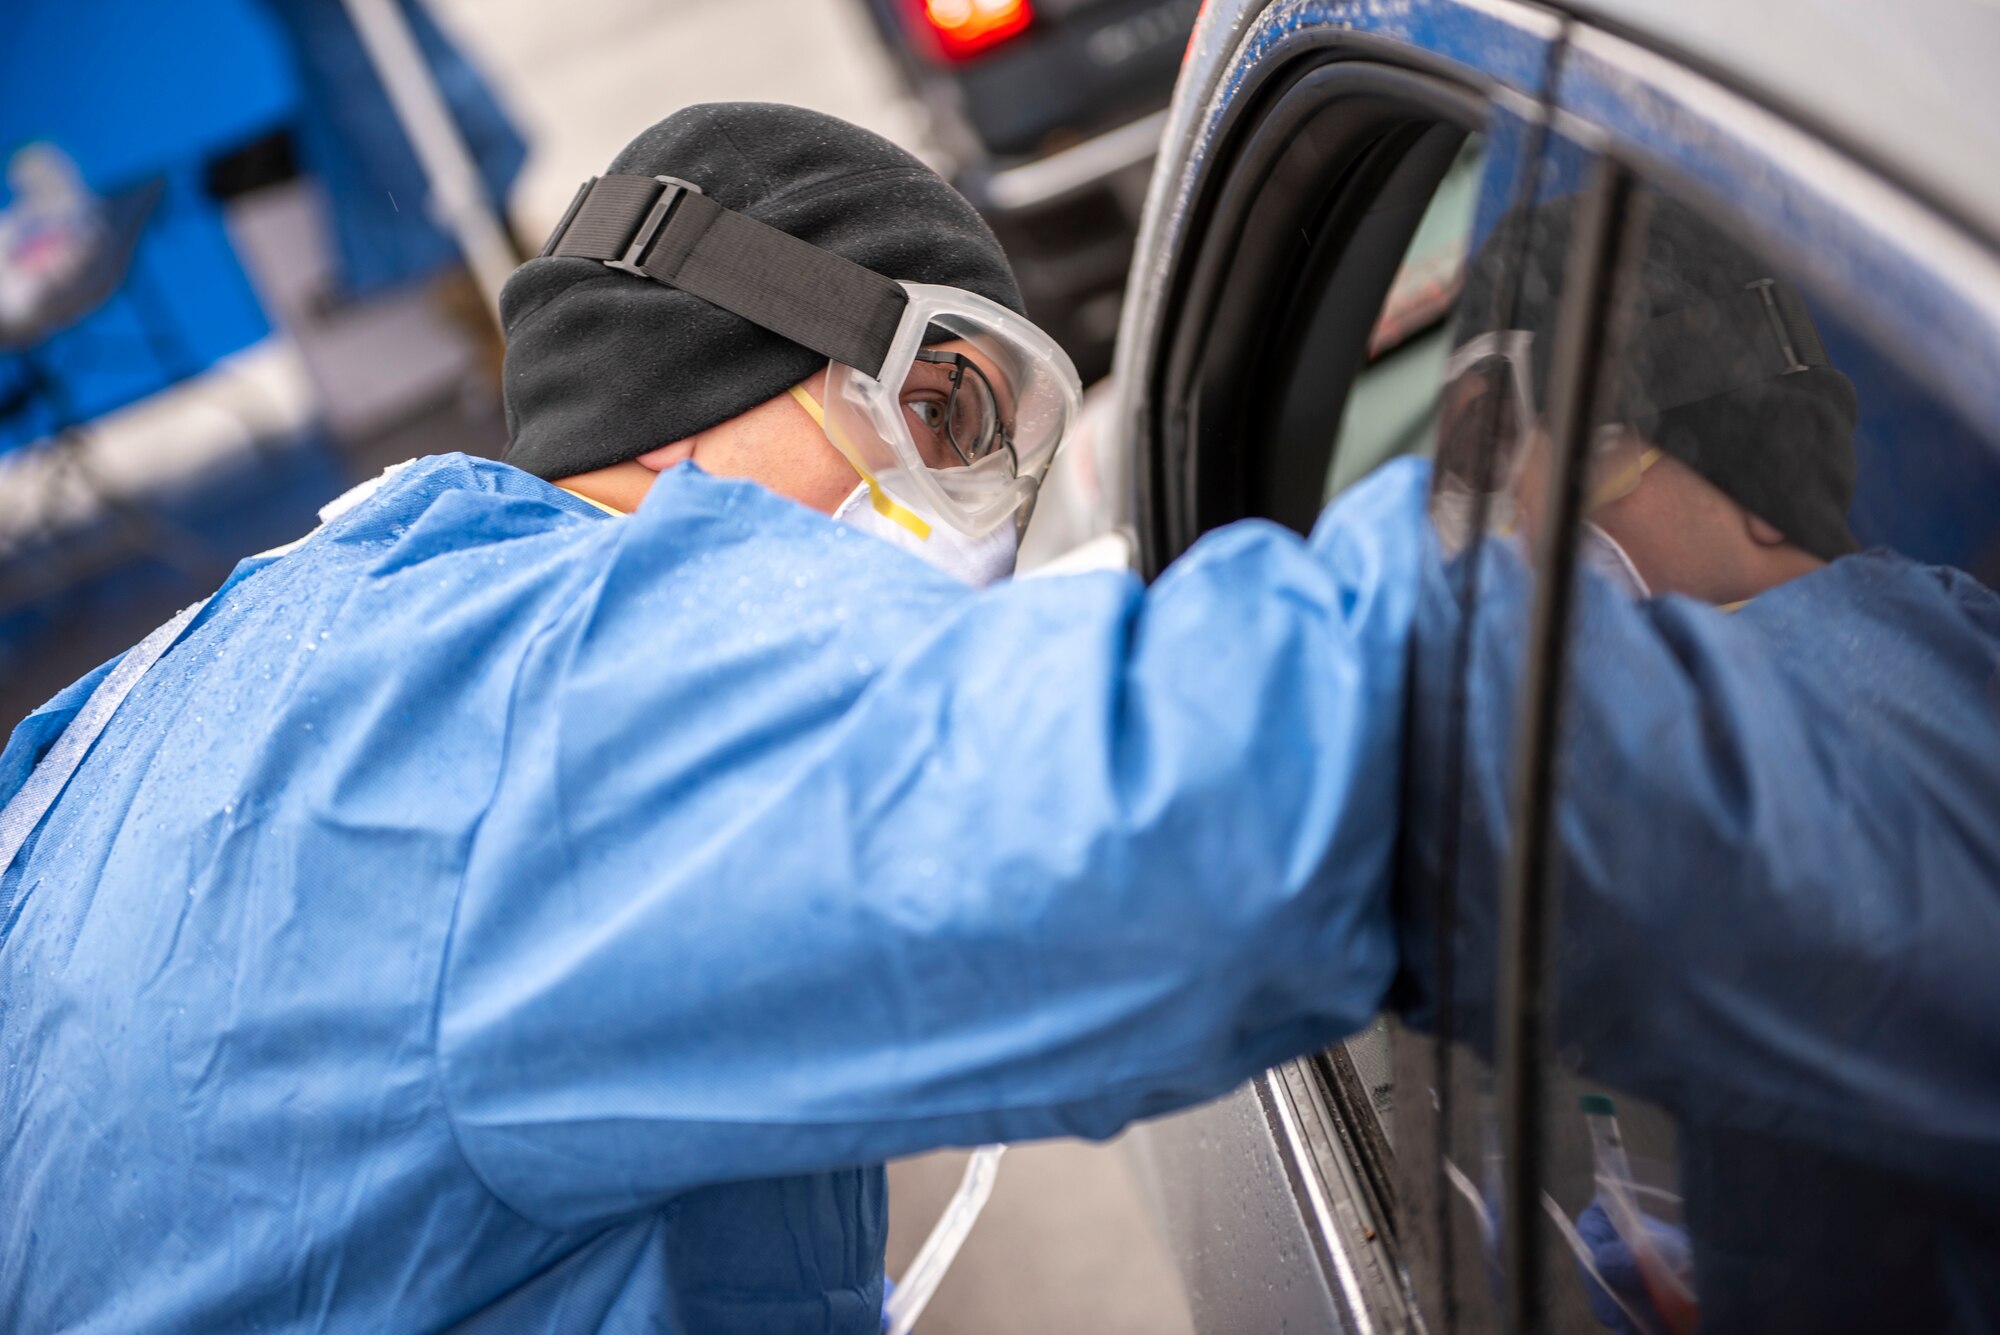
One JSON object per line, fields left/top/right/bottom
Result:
{"left": 1581, "top": 521, "right": 1651, "bottom": 599}
{"left": 792, "top": 381, "right": 1019, "bottom": 587}
{"left": 832, "top": 480, "right": 1017, "bottom": 587}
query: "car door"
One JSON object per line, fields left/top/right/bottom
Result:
{"left": 1121, "top": 3, "right": 2000, "bottom": 1332}
{"left": 1434, "top": 22, "right": 2000, "bottom": 1333}
{"left": 1111, "top": 1, "right": 1563, "bottom": 1329}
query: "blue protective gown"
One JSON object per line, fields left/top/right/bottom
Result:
{"left": 0, "top": 453, "right": 1427, "bottom": 1333}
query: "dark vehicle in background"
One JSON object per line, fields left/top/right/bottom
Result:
{"left": 855, "top": 0, "right": 1200, "bottom": 381}
{"left": 1062, "top": 0, "right": 2000, "bottom": 1330}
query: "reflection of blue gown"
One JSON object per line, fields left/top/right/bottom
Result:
{"left": 1396, "top": 503, "right": 2000, "bottom": 1331}
{"left": 0, "top": 454, "right": 1426, "bottom": 1332}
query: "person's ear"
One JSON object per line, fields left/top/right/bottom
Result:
{"left": 1743, "top": 509, "right": 1790, "bottom": 547}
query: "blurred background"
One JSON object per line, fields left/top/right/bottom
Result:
{"left": 0, "top": 0, "right": 1200, "bottom": 1328}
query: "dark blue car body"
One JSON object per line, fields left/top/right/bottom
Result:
{"left": 1108, "top": 2, "right": 2000, "bottom": 1330}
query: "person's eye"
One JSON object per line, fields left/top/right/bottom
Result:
{"left": 905, "top": 397, "right": 948, "bottom": 434}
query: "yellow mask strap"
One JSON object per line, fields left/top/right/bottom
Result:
{"left": 789, "top": 384, "right": 932, "bottom": 541}
{"left": 558, "top": 486, "right": 626, "bottom": 517}
{"left": 1588, "top": 444, "right": 1664, "bottom": 511}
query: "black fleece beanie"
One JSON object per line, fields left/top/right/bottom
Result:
{"left": 1460, "top": 193, "right": 1859, "bottom": 561}
{"left": 500, "top": 103, "right": 1024, "bottom": 481}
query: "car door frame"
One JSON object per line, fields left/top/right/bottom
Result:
{"left": 1111, "top": 3, "right": 1564, "bottom": 1330}
{"left": 1112, "top": 0, "right": 1564, "bottom": 575}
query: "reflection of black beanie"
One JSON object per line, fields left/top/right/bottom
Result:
{"left": 1463, "top": 193, "right": 1859, "bottom": 561}
{"left": 500, "top": 103, "right": 1023, "bottom": 481}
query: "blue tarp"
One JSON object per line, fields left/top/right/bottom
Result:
{"left": 0, "top": 2, "right": 297, "bottom": 187}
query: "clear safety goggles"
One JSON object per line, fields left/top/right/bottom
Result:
{"left": 1437, "top": 329, "right": 1537, "bottom": 494}
{"left": 537, "top": 173, "right": 1080, "bottom": 539}
{"left": 821, "top": 284, "right": 1079, "bottom": 539}
{"left": 1437, "top": 329, "right": 1651, "bottom": 511}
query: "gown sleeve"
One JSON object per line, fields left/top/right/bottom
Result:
{"left": 437, "top": 459, "right": 1433, "bottom": 1228}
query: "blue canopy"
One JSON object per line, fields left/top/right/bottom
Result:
{"left": 0, "top": 0, "right": 292, "bottom": 447}
{"left": 0, "top": 0, "right": 523, "bottom": 453}
{"left": 251, "top": 0, "right": 526, "bottom": 298}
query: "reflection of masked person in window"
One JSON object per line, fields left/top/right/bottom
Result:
{"left": 1404, "top": 194, "right": 2000, "bottom": 1333}
{"left": 1433, "top": 193, "right": 1859, "bottom": 605}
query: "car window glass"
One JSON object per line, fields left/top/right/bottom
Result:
{"left": 1426, "top": 135, "right": 2000, "bottom": 1327}
{"left": 1149, "top": 80, "right": 1549, "bottom": 1331}
{"left": 1212, "top": 119, "right": 1501, "bottom": 1327}
{"left": 1324, "top": 136, "right": 1483, "bottom": 498}
{"left": 1426, "top": 137, "right": 1708, "bottom": 1329}
{"left": 1190, "top": 109, "right": 1504, "bottom": 1329}
{"left": 1523, "top": 176, "right": 2000, "bottom": 1332}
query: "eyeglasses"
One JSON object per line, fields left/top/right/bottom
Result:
{"left": 1437, "top": 331, "right": 1536, "bottom": 492}
{"left": 1438, "top": 330, "right": 1663, "bottom": 511}
{"left": 907, "top": 349, "right": 1018, "bottom": 474}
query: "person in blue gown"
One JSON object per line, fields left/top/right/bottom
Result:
{"left": 0, "top": 103, "right": 1427, "bottom": 1333}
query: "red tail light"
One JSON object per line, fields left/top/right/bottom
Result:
{"left": 920, "top": 0, "right": 1033, "bottom": 60}
{"left": 1184, "top": 0, "right": 1209, "bottom": 65}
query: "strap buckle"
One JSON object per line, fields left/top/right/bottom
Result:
{"left": 535, "top": 171, "right": 907, "bottom": 377}
{"left": 607, "top": 175, "right": 705, "bottom": 278}
{"left": 538, "top": 173, "right": 706, "bottom": 268}
{"left": 1747, "top": 277, "right": 1813, "bottom": 375}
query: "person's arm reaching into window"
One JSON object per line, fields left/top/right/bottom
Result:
{"left": 440, "top": 457, "right": 1433, "bottom": 1230}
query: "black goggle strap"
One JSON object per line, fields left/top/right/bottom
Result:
{"left": 539, "top": 174, "right": 910, "bottom": 379}
{"left": 1618, "top": 278, "right": 1833, "bottom": 418}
